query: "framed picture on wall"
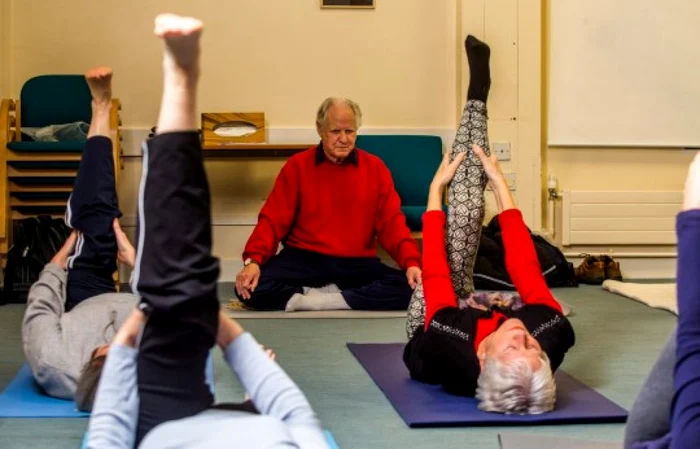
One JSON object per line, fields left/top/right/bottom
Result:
{"left": 321, "top": 0, "right": 375, "bottom": 9}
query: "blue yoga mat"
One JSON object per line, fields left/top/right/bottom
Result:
{"left": 347, "top": 343, "right": 628, "bottom": 427}
{"left": 0, "top": 365, "right": 88, "bottom": 417}
{"left": 0, "top": 355, "right": 215, "bottom": 418}
{"left": 80, "top": 430, "right": 339, "bottom": 448}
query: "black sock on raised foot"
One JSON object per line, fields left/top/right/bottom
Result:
{"left": 466, "top": 35, "right": 491, "bottom": 103}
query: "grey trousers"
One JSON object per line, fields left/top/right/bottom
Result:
{"left": 623, "top": 328, "right": 676, "bottom": 448}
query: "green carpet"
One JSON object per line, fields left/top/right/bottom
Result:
{"left": 0, "top": 284, "right": 677, "bottom": 449}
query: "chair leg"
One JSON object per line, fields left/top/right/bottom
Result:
{"left": 110, "top": 98, "right": 122, "bottom": 286}
{"left": 0, "top": 99, "right": 15, "bottom": 256}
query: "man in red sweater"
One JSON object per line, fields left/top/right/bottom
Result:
{"left": 235, "top": 97, "right": 422, "bottom": 311}
{"left": 404, "top": 145, "right": 575, "bottom": 414}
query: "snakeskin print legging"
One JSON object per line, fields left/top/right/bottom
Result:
{"left": 406, "top": 99, "right": 490, "bottom": 338}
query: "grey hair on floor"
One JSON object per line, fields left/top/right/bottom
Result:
{"left": 475, "top": 351, "right": 556, "bottom": 415}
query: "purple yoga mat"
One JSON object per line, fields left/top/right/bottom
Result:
{"left": 347, "top": 343, "right": 627, "bottom": 428}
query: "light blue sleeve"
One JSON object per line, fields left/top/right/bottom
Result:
{"left": 224, "top": 332, "right": 329, "bottom": 448}
{"left": 86, "top": 344, "right": 139, "bottom": 449}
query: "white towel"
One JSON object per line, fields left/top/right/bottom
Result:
{"left": 602, "top": 280, "right": 677, "bottom": 315}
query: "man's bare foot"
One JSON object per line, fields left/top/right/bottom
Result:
{"left": 85, "top": 66, "right": 112, "bottom": 108}
{"left": 154, "top": 14, "right": 202, "bottom": 77}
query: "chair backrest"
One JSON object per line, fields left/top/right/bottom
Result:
{"left": 356, "top": 135, "right": 443, "bottom": 207}
{"left": 20, "top": 75, "right": 92, "bottom": 127}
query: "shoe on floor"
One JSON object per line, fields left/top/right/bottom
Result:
{"left": 599, "top": 255, "right": 622, "bottom": 281}
{"left": 575, "top": 254, "right": 606, "bottom": 285}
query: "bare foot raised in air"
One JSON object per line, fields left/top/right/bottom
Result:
{"left": 153, "top": 14, "right": 201, "bottom": 133}
{"left": 154, "top": 14, "right": 202, "bottom": 76}
{"left": 85, "top": 66, "right": 112, "bottom": 107}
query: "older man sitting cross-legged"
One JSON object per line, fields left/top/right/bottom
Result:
{"left": 235, "top": 97, "right": 422, "bottom": 312}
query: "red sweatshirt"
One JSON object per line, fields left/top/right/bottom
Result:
{"left": 421, "top": 209, "right": 563, "bottom": 350}
{"left": 243, "top": 146, "right": 421, "bottom": 270}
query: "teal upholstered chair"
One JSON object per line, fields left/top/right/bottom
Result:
{"left": 0, "top": 74, "right": 122, "bottom": 254}
{"left": 356, "top": 135, "right": 443, "bottom": 233}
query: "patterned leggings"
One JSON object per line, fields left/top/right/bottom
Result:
{"left": 406, "top": 100, "right": 490, "bottom": 338}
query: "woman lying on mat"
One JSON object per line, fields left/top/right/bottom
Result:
{"left": 627, "top": 153, "right": 700, "bottom": 449}
{"left": 22, "top": 66, "right": 138, "bottom": 408}
{"left": 85, "top": 14, "right": 328, "bottom": 449}
{"left": 403, "top": 145, "right": 575, "bottom": 414}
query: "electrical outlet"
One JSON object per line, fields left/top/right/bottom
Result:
{"left": 492, "top": 142, "right": 511, "bottom": 161}
{"left": 504, "top": 173, "right": 516, "bottom": 190}
{"left": 485, "top": 173, "right": 516, "bottom": 191}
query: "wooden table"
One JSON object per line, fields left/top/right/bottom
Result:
{"left": 202, "top": 143, "right": 313, "bottom": 158}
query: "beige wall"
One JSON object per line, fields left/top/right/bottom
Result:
{"left": 9, "top": 0, "right": 458, "bottom": 128}
{"left": 459, "top": 0, "right": 543, "bottom": 229}
{"left": 542, "top": 0, "right": 693, "bottom": 254}
{"left": 0, "top": 0, "right": 10, "bottom": 98}
{"left": 6, "top": 0, "right": 463, "bottom": 267}
{"left": 5, "top": 0, "right": 547, "bottom": 269}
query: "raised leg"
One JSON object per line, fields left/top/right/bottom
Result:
{"left": 64, "top": 67, "right": 120, "bottom": 311}
{"left": 446, "top": 35, "right": 491, "bottom": 300}
{"left": 405, "top": 35, "right": 492, "bottom": 335}
{"left": 133, "top": 14, "right": 219, "bottom": 444}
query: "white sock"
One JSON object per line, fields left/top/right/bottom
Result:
{"left": 304, "top": 284, "right": 340, "bottom": 295}
{"left": 302, "top": 284, "right": 341, "bottom": 295}
{"left": 285, "top": 292, "right": 350, "bottom": 312}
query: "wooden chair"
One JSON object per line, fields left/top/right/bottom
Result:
{"left": 0, "top": 74, "right": 122, "bottom": 265}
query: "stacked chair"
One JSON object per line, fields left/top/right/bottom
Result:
{"left": 0, "top": 74, "right": 122, "bottom": 281}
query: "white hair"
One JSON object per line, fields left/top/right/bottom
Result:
{"left": 475, "top": 352, "right": 556, "bottom": 415}
{"left": 315, "top": 97, "right": 363, "bottom": 131}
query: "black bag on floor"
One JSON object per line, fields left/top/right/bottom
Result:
{"left": 1, "top": 216, "right": 71, "bottom": 304}
{"left": 473, "top": 215, "right": 578, "bottom": 291}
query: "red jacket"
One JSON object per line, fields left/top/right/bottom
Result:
{"left": 243, "top": 145, "right": 421, "bottom": 270}
{"left": 421, "top": 209, "right": 563, "bottom": 349}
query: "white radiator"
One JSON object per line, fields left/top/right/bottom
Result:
{"left": 561, "top": 191, "right": 682, "bottom": 246}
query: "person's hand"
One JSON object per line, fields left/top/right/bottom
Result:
{"left": 113, "top": 219, "right": 136, "bottom": 268}
{"left": 235, "top": 263, "right": 261, "bottom": 300}
{"left": 113, "top": 307, "right": 146, "bottom": 348}
{"left": 260, "top": 344, "right": 276, "bottom": 362}
{"left": 473, "top": 144, "right": 516, "bottom": 212}
{"left": 683, "top": 152, "right": 700, "bottom": 211}
{"left": 472, "top": 144, "right": 505, "bottom": 184}
{"left": 50, "top": 231, "right": 78, "bottom": 270}
{"left": 430, "top": 151, "right": 466, "bottom": 190}
{"left": 406, "top": 266, "right": 422, "bottom": 289}
{"left": 216, "top": 310, "right": 244, "bottom": 349}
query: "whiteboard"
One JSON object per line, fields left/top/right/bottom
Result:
{"left": 548, "top": 0, "right": 700, "bottom": 147}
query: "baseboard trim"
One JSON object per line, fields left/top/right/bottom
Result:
{"left": 567, "top": 256, "right": 676, "bottom": 280}
{"left": 563, "top": 252, "right": 677, "bottom": 259}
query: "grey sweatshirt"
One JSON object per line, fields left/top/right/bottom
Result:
{"left": 21, "top": 263, "right": 138, "bottom": 399}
